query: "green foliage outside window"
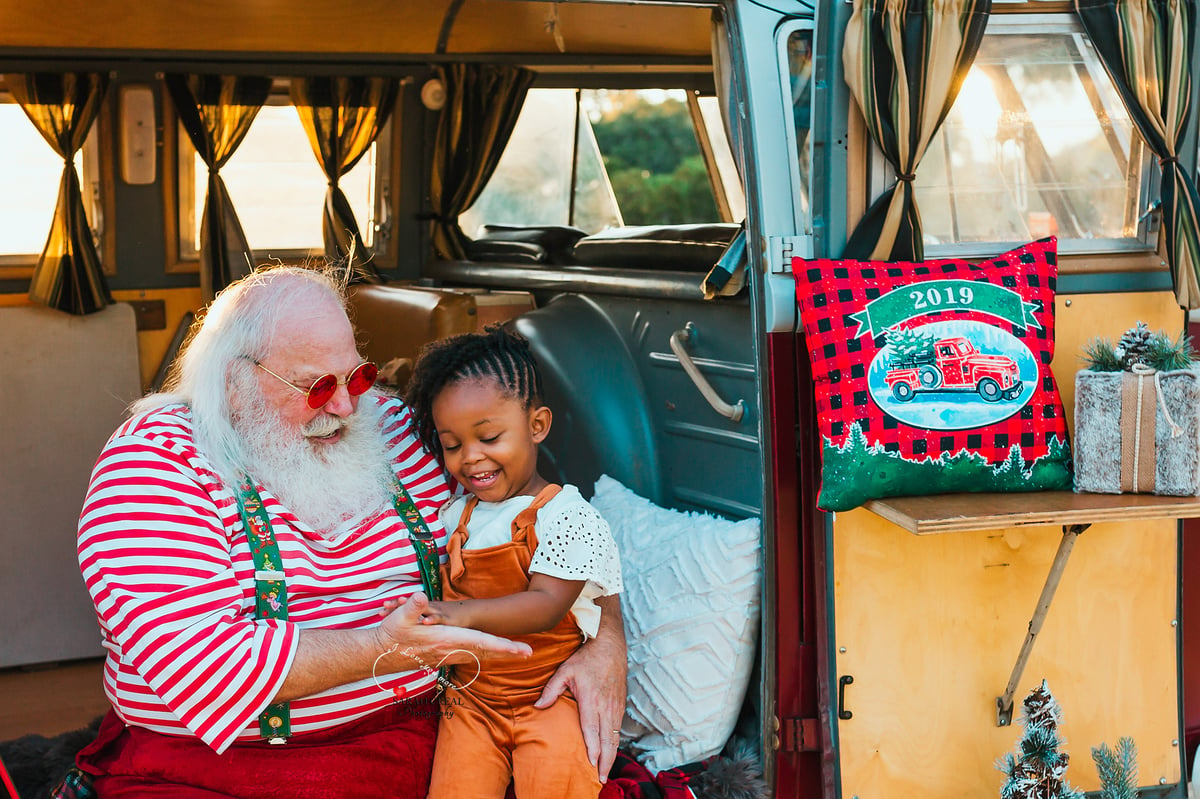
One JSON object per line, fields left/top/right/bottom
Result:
{"left": 591, "top": 97, "right": 718, "bottom": 226}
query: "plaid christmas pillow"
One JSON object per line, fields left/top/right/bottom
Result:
{"left": 793, "top": 238, "right": 1072, "bottom": 512}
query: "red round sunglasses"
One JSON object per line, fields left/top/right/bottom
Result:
{"left": 255, "top": 361, "right": 379, "bottom": 409}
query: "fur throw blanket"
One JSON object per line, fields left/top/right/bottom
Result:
{"left": 0, "top": 717, "right": 102, "bottom": 799}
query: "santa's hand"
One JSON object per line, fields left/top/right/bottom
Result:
{"left": 376, "top": 591, "right": 530, "bottom": 668}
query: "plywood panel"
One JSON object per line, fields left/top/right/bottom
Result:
{"left": 0, "top": 0, "right": 711, "bottom": 57}
{"left": 452, "top": 1, "right": 711, "bottom": 56}
{"left": 865, "top": 490, "right": 1200, "bottom": 534}
{"left": 1052, "top": 291, "right": 1184, "bottom": 435}
{"left": 112, "top": 287, "right": 204, "bottom": 391}
{"left": 833, "top": 508, "right": 1180, "bottom": 798}
{"left": 0, "top": 0, "right": 448, "bottom": 54}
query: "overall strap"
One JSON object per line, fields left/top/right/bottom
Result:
{"left": 391, "top": 479, "right": 443, "bottom": 601}
{"left": 510, "top": 484, "right": 564, "bottom": 549}
{"left": 446, "top": 495, "right": 481, "bottom": 583}
{"left": 236, "top": 479, "right": 291, "bottom": 744}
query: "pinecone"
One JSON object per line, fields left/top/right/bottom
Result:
{"left": 1115, "top": 321, "right": 1153, "bottom": 369}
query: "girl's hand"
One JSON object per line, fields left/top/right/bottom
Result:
{"left": 380, "top": 596, "right": 456, "bottom": 626}
{"left": 377, "top": 596, "right": 407, "bottom": 617}
{"left": 417, "top": 600, "right": 453, "bottom": 626}
{"left": 375, "top": 591, "right": 530, "bottom": 670}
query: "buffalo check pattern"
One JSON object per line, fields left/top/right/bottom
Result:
{"left": 792, "top": 238, "right": 1072, "bottom": 512}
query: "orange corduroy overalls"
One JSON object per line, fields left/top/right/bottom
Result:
{"left": 426, "top": 484, "right": 603, "bottom": 799}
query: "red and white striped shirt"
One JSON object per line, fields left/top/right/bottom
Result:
{"left": 77, "top": 395, "right": 449, "bottom": 753}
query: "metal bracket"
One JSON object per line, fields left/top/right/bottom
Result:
{"left": 782, "top": 717, "right": 822, "bottom": 752}
{"left": 768, "top": 234, "right": 813, "bottom": 273}
{"left": 995, "top": 523, "right": 1090, "bottom": 726}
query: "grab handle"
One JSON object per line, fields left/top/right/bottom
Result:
{"left": 668, "top": 323, "right": 745, "bottom": 423}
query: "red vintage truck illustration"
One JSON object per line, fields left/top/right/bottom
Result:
{"left": 884, "top": 336, "right": 1023, "bottom": 402}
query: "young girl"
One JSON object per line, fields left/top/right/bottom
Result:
{"left": 405, "top": 325, "right": 623, "bottom": 799}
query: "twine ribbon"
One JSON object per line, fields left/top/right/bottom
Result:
{"left": 1120, "top": 364, "right": 1183, "bottom": 493}
{"left": 1131, "top": 363, "right": 1183, "bottom": 438}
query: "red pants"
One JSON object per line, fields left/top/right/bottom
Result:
{"left": 77, "top": 697, "right": 439, "bottom": 798}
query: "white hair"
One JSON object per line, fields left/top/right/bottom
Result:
{"left": 132, "top": 266, "right": 353, "bottom": 485}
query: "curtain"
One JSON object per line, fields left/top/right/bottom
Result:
{"left": 841, "top": 0, "right": 991, "bottom": 262}
{"left": 429, "top": 64, "right": 534, "bottom": 260}
{"left": 6, "top": 72, "right": 111, "bottom": 314}
{"left": 165, "top": 74, "right": 271, "bottom": 300}
{"left": 290, "top": 76, "right": 400, "bottom": 281}
{"left": 1076, "top": 0, "right": 1200, "bottom": 309}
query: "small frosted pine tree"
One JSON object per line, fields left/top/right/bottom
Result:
{"left": 1091, "top": 737, "right": 1138, "bottom": 799}
{"left": 997, "top": 681, "right": 1084, "bottom": 799}
{"left": 884, "top": 326, "right": 935, "bottom": 366}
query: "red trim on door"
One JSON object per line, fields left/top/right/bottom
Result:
{"left": 767, "top": 332, "right": 824, "bottom": 798}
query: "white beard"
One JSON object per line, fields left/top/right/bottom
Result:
{"left": 231, "top": 393, "right": 394, "bottom": 538}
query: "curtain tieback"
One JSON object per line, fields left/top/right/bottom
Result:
{"left": 415, "top": 211, "right": 453, "bottom": 223}
{"left": 896, "top": 173, "right": 916, "bottom": 183}
{"left": 1159, "top": 155, "right": 1179, "bottom": 168}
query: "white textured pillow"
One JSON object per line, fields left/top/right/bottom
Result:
{"left": 590, "top": 474, "right": 762, "bottom": 773}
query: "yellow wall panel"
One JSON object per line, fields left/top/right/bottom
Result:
{"left": 832, "top": 508, "right": 1179, "bottom": 798}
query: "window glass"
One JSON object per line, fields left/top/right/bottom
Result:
{"left": 461, "top": 90, "right": 620, "bottom": 236}
{"left": 461, "top": 87, "right": 723, "bottom": 236}
{"left": 696, "top": 95, "right": 746, "bottom": 224}
{"left": 0, "top": 102, "right": 97, "bottom": 263}
{"left": 786, "top": 27, "right": 814, "bottom": 228}
{"left": 913, "top": 26, "right": 1152, "bottom": 252}
{"left": 179, "top": 103, "right": 377, "bottom": 259}
{"left": 588, "top": 89, "right": 718, "bottom": 226}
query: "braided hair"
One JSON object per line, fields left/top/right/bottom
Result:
{"left": 405, "top": 324, "right": 546, "bottom": 457}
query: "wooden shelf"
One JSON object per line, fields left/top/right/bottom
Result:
{"left": 863, "top": 491, "right": 1200, "bottom": 535}
{"left": 862, "top": 489, "right": 1200, "bottom": 724}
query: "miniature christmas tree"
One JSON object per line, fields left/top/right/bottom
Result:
{"left": 1082, "top": 321, "right": 1195, "bottom": 372}
{"left": 1091, "top": 737, "right": 1139, "bottom": 799}
{"left": 884, "top": 326, "right": 935, "bottom": 366}
{"left": 997, "top": 680, "right": 1084, "bottom": 799}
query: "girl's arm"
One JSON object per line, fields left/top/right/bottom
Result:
{"left": 421, "top": 574, "right": 585, "bottom": 636}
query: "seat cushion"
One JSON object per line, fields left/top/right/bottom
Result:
{"left": 571, "top": 224, "right": 740, "bottom": 271}
{"left": 465, "top": 224, "right": 588, "bottom": 265}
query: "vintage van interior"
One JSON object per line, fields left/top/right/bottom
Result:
{"left": 0, "top": 0, "right": 781, "bottom": 787}
{"left": 7, "top": 1, "right": 1199, "bottom": 797}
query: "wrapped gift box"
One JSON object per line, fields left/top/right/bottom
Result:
{"left": 1074, "top": 368, "right": 1200, "bottom": 495}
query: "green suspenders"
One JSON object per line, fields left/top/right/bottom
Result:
{"left": 236, "top": 480, "right": 292, "bottom": 743}
{"left": 390, "top": 478, "right": 442, "bottom": 602}
{"left": 236, "top": 476, "right": 444, "bottom": 744}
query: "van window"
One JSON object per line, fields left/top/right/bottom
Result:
{"left": 460, "top": 87, "right": 728, "bottom": 236}
{"left": 172, "top": 94, "right": 387, "bottom": 266}
{"left": 782, "top": 24, "right": 814, "bottom": 233}
{"left": 0, "top": 98, "right": 106, "bottom": 275}
{"left": 907, "top": 15, "right": 1155, "bottom": 255}
{"left": 694, "top": 95, "right": 746, "bottom": 224}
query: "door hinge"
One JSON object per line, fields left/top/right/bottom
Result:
{"left": 769, "top": 234, "right": 813, "bottom": 274}
{"left": 781, "top": 717, "right": 821, "bottom": 752}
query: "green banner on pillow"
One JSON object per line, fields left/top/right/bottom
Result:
{"left": 851, "top": 280, "right": 1042, "bottom": 338}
